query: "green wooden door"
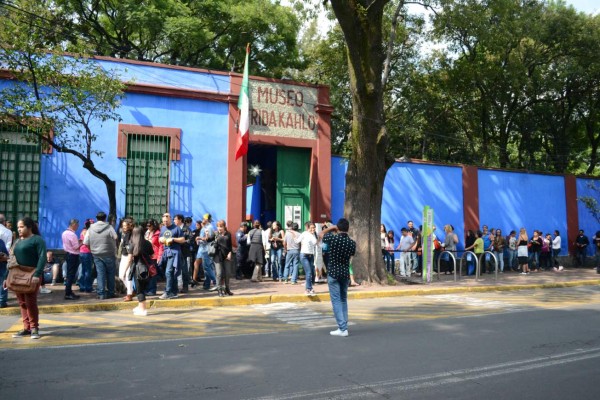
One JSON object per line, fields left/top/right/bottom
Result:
{"left": 126, "top": 134, "right": 170, "bottom": 222}
{"left": 276, "top": 147, "right": 310, "bottom": 226}
{"left": 0, "top": 125, "right": 41, "bottom": 227}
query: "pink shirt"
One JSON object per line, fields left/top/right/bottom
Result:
{"left": 80, "top": 229, "right": 91, "bottom": 253}
{"left": 62, "top": 228, "right": 80, "bottom": 255}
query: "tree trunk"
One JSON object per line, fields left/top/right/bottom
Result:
{"left": 41, "top": 135, "right": 118, "bottom": 219}
{"left": 82, "top": 159, "right": 117, "bottom": 218}
{"left": 330, "top": 0, "right": 392, "bottom": 284}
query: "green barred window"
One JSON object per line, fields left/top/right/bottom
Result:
{"left": 126, "top": 134, "right": 170, "bottom": 223}
{"left": 0, "top": 125, "right": 41, "bottom": 227}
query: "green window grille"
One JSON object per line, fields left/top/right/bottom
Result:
{"left": 0, "top": 125, "right": 41, "bottom": 227}
{"left": 126, "top": 134, "right": 170, "bottom": 222}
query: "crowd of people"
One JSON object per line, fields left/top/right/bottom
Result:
{"left": 0, "top": 212, "right": 359, "bottom": 307}
{"left": 0, "top": 212, "right": 358, "bottom": 338}
{"left": 380, "top": 222, "right": 600, "bottom": 277}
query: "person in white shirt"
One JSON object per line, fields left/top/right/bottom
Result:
{"left": 552, "top": 230, "right": 562, "bottom": 268}
{"left": 262, "top": 221, "right": 272, "bottom": 278}
{"left": 395, "top": 228, "right": 415, "bottom": 278}
{"left": 0, "top": 214, "right": 12, "bottom": 250}
{"left": 295, "top": 222, "right": 318, "bottom": 296}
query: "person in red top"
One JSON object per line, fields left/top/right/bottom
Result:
{"left": 79, "top": 219, "right": 94, "bottom": 292}
{"left": 144, "top": 219, "right": 162, "bottom": 296}
{"left": 61, "top": 219, "right": 80, "bottom": 300}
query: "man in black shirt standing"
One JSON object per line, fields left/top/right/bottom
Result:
{"left": 320, "top": 218, "right": 356, "bottom": 337}
{"left": 575, "top": 229, "right": 590, "bottom": 268}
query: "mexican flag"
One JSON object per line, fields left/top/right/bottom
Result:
{"left": 235, "top": 44, "right": 250, "bottom": 161}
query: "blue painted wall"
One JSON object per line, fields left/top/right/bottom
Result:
{"left": 38, "top": 91, "right": 229, "bottom": 248}
{"left": 478, "top": 170, "right": 568, "bottom": 255}
{"left": 331, "top": 156, "right": 347, "bottom": 223}
{"left": 576, "top": 177, "right": 600, "bottom": 256}
{"left": 330, "top": 158, "right": 464, "bottom": 249}
{"left": 382, "top": 162, "right": 464, "bottom": 249}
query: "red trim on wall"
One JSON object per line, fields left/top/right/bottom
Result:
{"left": 564, "top": 174, "right": 579, "bottom": 255}
{"left": 117, "top": 124, "right": 181, "bottom": 161}
{"left": 462, "top": 165, "right": 479, "bottom": 231}
{"left": 314, "top": 85, "right": 332, "bottom": 222}
{"left": 125, "top": 83, "right": 231, "bottom": 103}
{"left": 227, "top": 73, "right": 246, "bottom": 242}
{"left": 226, "top": 86, "right": 333, "bottom": 233}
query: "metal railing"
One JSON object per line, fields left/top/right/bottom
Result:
{"left": 436, "top": 250, "right": 457, "bottom": 281}
{"left": 459, "top": 251, "right": 479, "bottom": 280}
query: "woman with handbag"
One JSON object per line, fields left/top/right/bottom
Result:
{"left": 9, "top": 217, "right": 47, "bottom": 339}
{"left": 128, "top": 226, "right": 154, "bottom": 316}
{"left": 212, "top": 220, "right": 233, "bottom": 297}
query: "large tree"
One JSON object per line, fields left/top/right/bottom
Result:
{"left": 327, "top": 0, "right": 397, "bottom": 284}
{"left": 0, "top": 0, "right": 125, "bottom": 217}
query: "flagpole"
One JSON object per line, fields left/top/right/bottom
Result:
{"left": 235, "top": 44, "right": 251, "bottom": 161}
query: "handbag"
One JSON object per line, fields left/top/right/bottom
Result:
{"left": 129, "top": 253, "right": 156, "bottom": 281}
{"left": 6, "top": 265, "right": 38, "bottom": 294}
{"left": 207, "top": 241, "right": 218, "bottom": 257}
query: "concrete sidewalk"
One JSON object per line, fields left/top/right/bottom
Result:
{"left": 1, "top": 268, "right": 599, "bottom": 315}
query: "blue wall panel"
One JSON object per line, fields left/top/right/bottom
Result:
{"left": 478, "top": 170, "right": 568, "bottom": 254}
{"left": 382, "top": 163, "right": 464, "bottom": 249}
{"left": 98, "top": 59, "right": 230, "bottom": 94}
{"left": 39, "top": 92, "right": 229, "bottom": 247}
{"left": 330, "top": 156, "right": 348, "bottom": 223}
{"left": 330, "top": 158, "right": 464, "bottom": 248}
{"left": 576, "top": 177, "right": 600, "bottom": 256}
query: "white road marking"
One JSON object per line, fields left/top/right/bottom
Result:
{"left": 244, "top": 346, "right": 600, "bottom": 400}
{"left": 426, "top": 294, "right": 527, "bottom": 311}
{"left": 253, "top": 302, "right": 347, "bottom": 329}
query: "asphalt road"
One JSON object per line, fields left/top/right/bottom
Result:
{"left": 2, "top": 287, "right": 600, "bottom": 399}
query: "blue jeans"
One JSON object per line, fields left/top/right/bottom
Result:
{"left": 79, "top": 253, "right": 93, "bottom": 292}
{"left": 93, "top": 256, "right": 115, "bottom": 297}
{"left": 283, "top": 249, "right": 299, "bottom": 282}
{"left": 271, "top": 247, "right": 283, "bottom": 280}
{"left": 494, "top": 251, "right": 504, "bottom": 272}
{"left": 410, "top": 252, "right": 418, "bottom": 272}
{"left": 529, "top": 251, "right": 540, "bottom": 269}
{"left": 145, "top": 259, "right": 159, "bottom": 295}
{"left": 181, "top": 255, "right": 191, "bottom": 287}
{"left": 300, "top": 253, "right": 314, "bottom": 290}
{"left": 201, "top": 252, "right": 216, "bottom": 289}
{"left": 382, "top": 250, "right": 394, "bottom": 273}
{"left": 0, "top": 263, "right": 7, "bottom": 305}
{"left": 507, "top": 249, "right": 517, "bottom": 270}
{"left": 164, "top": 254, "right": 180, "bottom": 296}
{"left": 552, "top": 248, "right": 561, "bottom": 267}
{"left": 64, "top": 253, "right": 80, "bottom": 295}
{"left": 328, "top": 275, "right": 349, "bottom": 331}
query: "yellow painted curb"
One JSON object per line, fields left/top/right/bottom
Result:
{"left": 0, "top": 279, "right": 598, "bottom": 316}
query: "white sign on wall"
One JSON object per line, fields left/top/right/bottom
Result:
{"left": 249, "top": 80, "right": 319, "bottom": 140}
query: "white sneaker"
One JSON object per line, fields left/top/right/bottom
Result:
{"left": 39, "top": 287, "right": 52, "bottom": 294}
{"left": 330, "top": 329, "right": 348, "bottom": 337}
{"left": 133, "top": 308, "right": 147, "bottom": 316}
{"left": 132, "top": 305, "right": 140, "bottom": 314}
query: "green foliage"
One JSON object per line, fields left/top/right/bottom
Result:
{"left": 0, "top": 0, "right": 125, "bottom": 214}
{"left": 578, "top": 182, "right": 600, "bottom": 224}
{"left": 55, "top": 0, "right": 302, "bottom": 77}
